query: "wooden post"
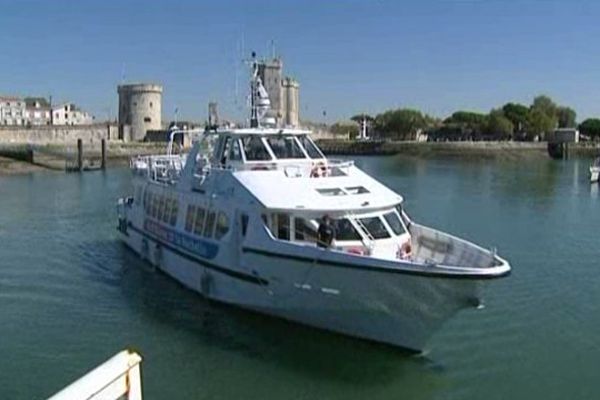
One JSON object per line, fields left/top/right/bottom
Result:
{"left": 77, "top": 138, "right": 83, "bottom": 172}
{"left": 101, "top": 138, "right": 107, "bottom": 170}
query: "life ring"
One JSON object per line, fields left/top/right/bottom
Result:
{"left": 346, "top": 246, "right": 366, "bottom": 255}
{"left": 310, "top": 162, "right": 328, "bottom": 178}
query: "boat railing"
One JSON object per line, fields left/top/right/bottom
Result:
{"left": 131, "top": 154, "right": 186, "bottom": 183}
{"left": 47, "top": 350, "right": 143, "bottom": 400}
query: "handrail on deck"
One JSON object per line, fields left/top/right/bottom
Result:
{"left": 47, "top": 350, "right": 143, "bottom": 400}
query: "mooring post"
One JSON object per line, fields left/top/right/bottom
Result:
{"left": 101, "top": 138, "right": 107, "bottom": 170}
{"left": 77, "top": 138, "right": 83, "bottom": 172}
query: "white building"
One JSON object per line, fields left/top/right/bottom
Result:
{"left": 52, "top": 103, "right": 94, "bottom": 125}
{"left": 0, "top": 96, "right": 26, "bottom": 126}
{"left": 24, "top": 97, "right": 52, "bottom": 126}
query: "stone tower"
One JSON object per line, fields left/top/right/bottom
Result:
{"left": 118, "top": 83, "right": 162, "bottom": 141}
{"left": 282, "top": 77, "right": 299, "bottom": 127}
{"left": 257, "top": 58, "right": 284, "bottom": 121}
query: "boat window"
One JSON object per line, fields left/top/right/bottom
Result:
{"left": 204, "top": 211, "right": 216, "bottom": 238}
{"left": 194, "top": 207, "right": 206, "bottom": 235}
{"left": 333, "top": 218, "right": 362, "bottom": 241}
{"left": 241, "top": 214, "right": 249, "bottom": 236}
{"left": 185, "top": 205, "right": 196, "bottom": 232}
{"left": 215, "top": 212, "right": 229, "bottom": 239}
{"left": 297, "top": 135, "right": 324, "bottom": 159}
{"left": 395, "top": 204, "right": 411, "bottom": 226}
{"left": 273, "top": 213, "right": 290, "bottom": 240}
{"left": 220, "top": 137, "right": 231, "bottom": 165}
{"left": 229, "top": 139, "right": 243, "bottom": 162}
{"left": 316, "top": 188, "right": 346, "bottom": 196}
{"left": 359, "top": 217, "right": 391, "bottom": 239}
{"left": 151, "top": 195, "right": 159, "bottom": 218}
{"left": 294, "top": 218, "right": 317, "bottom": 243}
{"left": 158, "top": 196, "right": 167, "bottom": 221}
{"left": 170, "top": 198, "right": 179, "bottom": 226}
{"left": 162, "top": 198, "right": 172, "bottom": 224}
{"left": 266, "top": 136, "right": 306, "bottom": 159}
{"left": 345, "top": 186, "right": 369, "bottom": 195}
{"left": 383, "top": 211, "right": 406, "bottom": 236}
{"left": 242, "top": 136, "right": 271, "bottom": 161}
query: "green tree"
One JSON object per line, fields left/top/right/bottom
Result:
{"left": 350, "top": 114, "right": 374, "bottom": 124}
{"left": 444, "top": 111, "right": 488, "bottom": 133}
{"left": 501, "top": 103, "right": 529, "bottom": 133}
{"left": 486, "top": 109, "right": 514, "bottom": 139}
{"left": 374, "top": 108, "right": 432, "bottom": 140}
{"left": 526, "top": 108, "right": 556, "bottom": 140}
{"left": 531, "top": 95, "right": 558, "bottom": 117}
{"left": 579, "top": 118, "right": 600, "bottom": 140}
{"left": 557, "top": 106, "right": 576, "bottom": 128}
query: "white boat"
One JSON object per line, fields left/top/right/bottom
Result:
{"left": 590, "top": 157, "right": 600, "bottom": 183}
{"left": 116, "top": 58, "right": 511, "bottom": 352}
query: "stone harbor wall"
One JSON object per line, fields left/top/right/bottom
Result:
{"left": 0, "top": 124, "right": 121, "bottom": 145}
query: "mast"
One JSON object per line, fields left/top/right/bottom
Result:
{"left": 250, "top": 52, "right": 259, "bottom": 128}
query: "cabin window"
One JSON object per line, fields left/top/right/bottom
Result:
{"left": 170, "top": 199, "right": 179, "bottom": 226}
{"left": 220, "top": 137, "right": 231, "bottom": 165}
{"left": 294, "top": 218, "right": 317, "bottom": 243}
{"left": 229, "top": 139, "right": 243, "bottom": 162}
{"left": 333, "top": 218, "right": 362, "bottom": 241}
{"left": 383, "top": 211, "right": 406, "bottom": 236}
{"left": 359, "top": 217, "right": 391, "bottom": 239}
{"left": 215, "top": 212, "right": 229, "bottom": 239}
{"left": 395, "top": 204, "right": 411, "bottom": 226}
{"left": 144, "top": 191, "right": 151, "bottom": 213}
{"left": 162, "top": 198, "right": 171, "bottom": 224}
{"left": 151, "top": 195, "right": 159, "bottom": 218}
{"left": 242, "top": 136, "right": 271, "bottom": 161}
{"left": 204, "top": 211, "right": 216, "bottom": 238}
{"left": 297, "top": 135, "right": 324, "bottom": 159}
{"left": 185, "top": 205, "right": 196, "bottom": 231}
{"left": 265, "top": 136, "right": 305, "bottom": 159}
{"left": 241, "top": 214, "right": 249, "bottom": 236}
{"left": 157, "top": 196, "right": 166, "bottom": 221}
{"left": 194, "top": 207, "right": 206, "bottom": 235}
{"left": 273, "top": 213, "right": 290, "bottom": 240}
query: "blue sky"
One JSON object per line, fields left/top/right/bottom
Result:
{"left": 1, "top": 0, "right": 600, "bottom": 123}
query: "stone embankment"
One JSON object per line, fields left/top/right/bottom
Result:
{"left": 317, "top": 140, "right": 600, "bottom": 159}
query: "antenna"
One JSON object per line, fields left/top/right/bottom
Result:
{"left": 120, "top": 63, "right": 126, "bottom": 84}
{"left": 270, "top": 39, "right": 275, "bottom": 59}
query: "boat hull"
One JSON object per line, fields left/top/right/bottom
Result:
{"left": 120, "top": 224, "right": 482, "bottom": 352}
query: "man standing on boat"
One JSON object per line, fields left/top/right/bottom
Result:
{"left": 317, "top": 214, "right": 336, "bottom": 248}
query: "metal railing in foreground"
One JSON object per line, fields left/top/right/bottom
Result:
{"left": 47, "top": 350, "right": 143, "bottom": 400}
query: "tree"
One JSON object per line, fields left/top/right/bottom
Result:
{"left": 501, "top": 103, "right": 529, "bottom": 133}
{"left": 557, "top": 106, "right": 576, "bottom": 128}
{"left": 579, "top": 118, "right": 600, "bottom": 140}
{"left": 531, "top": 95, "right": 557, "bottom": 118}
{"left": 350, "top": 114, "right": 374, "bottom": 124}
{"left": 526, "top": 108, "right": 556, "bottom": 140}
{"left": 444, "top": 111, "right": 488, "bottom": 132}
{"left": 374, "top": 108, "right": 432, "bottom": 140}
{"left": 486, "top": 109, "right": 514, "bottom": 139}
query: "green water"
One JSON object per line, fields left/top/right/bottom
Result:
{"left": 1, "top": 155, "right": 599, "bottom": 399}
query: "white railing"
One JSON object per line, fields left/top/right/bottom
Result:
{"left": 131, "top": 154, "right": 186, "bottom": 182}
{"left": 47, "top": 350, "right": 143, "bottom": 400}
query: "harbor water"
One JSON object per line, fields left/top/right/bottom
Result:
{"left": 1, "top": 155, "right": 599, "bottom": 399}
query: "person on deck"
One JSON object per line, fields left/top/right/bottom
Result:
{"left": 317, "top": 214, "right": 336, "bottom": 248}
